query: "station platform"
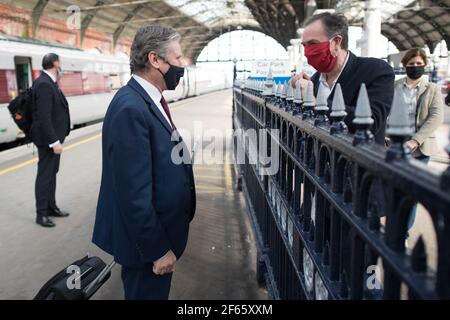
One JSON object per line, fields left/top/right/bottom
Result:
{"left": 0, "top": 88, "right": 449, "bottom": 300}
{"left": 0, "top": 89, "right": 267, "bottom": 300}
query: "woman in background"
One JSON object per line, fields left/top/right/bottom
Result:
{"left": 393, "top": 47, "right": 444, "bottom": 237}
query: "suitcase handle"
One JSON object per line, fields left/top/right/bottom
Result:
{"left": 83, "top": 260, "right": 116, "bottom": 298}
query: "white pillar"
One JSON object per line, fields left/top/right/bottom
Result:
{"left": 360, "top": 0, "right": 382, "bottom": 58}
{"left": 296, "top": 28, "right": 306, "bottom": 73}
{"left": 287, "top": 45, "right": 294, "bottom": 71}
{"left": 447, "top": 51, "right": 450, "bottom": 80}
{"left": 290, "top": 38, "right": 302, "bottom": 73}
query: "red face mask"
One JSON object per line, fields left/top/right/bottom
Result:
{"left": 304, "top": 40, "right": 337, "bottom": 73}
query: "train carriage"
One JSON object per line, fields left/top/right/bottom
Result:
{"left": 0, "top": 35, "right": 231, "bottom": 145}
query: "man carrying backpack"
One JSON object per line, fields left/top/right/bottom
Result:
{"left": 31, "top": 53, "right": 71, "bottom": 227}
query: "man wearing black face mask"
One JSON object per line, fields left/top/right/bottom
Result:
{"left": 31, "top": 53, "right": 71, "bottom": 228}
{"left": 156, "top": 55, "right": 185, "bottom": 91}
{"left": 93, "top": 25, "right": 196, "bottom": 300}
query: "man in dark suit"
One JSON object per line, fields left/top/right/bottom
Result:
{"left": 291, "top": 13, "right": 394, "bottom": 144}
{"left": 92, "top": 25, "right": 196, "bottom": 300}
{"left": 31, "top": 53, "right": 71, "bottom": 227}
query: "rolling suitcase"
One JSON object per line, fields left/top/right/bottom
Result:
{"left": 33, "top": 254, "right": 116, "bottom": 300}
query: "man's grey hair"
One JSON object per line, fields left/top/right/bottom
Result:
{"left": 303, "top": 12, "right": 349, "bottom": 50}
{"left": 130, "top": 25, "right": 181, "bottom": 73}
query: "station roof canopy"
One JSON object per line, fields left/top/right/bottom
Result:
{"left": 337, "top": 0, "right": 450, "bottom": 52}
{"left": 12, "top": 0, "right": 450, "bottom": 61}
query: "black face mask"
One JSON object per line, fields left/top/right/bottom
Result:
{"left": 158, "top": 60, "right": 185, "bottom": 90}
{"left": 405, "top": 65, "right": 425, "bottom": 80}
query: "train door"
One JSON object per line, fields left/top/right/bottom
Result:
{"left": 14, "top": 56, "right": 33, "bottom": 93}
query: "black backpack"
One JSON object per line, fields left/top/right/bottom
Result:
{"left": 7, "top": 88, "right": 33, "bottom": 141}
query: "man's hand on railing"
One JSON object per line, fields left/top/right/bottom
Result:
{"left": 289, "top": 72, "right": 314, "bottom": 103}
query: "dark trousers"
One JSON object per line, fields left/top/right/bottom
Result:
{"left": 35, "top": 146, "right": 60, "bottom": 217}
{"left": 121, "top": 266, "right": 173, "bottom": 300}
{"left": 407, "top": 154, "right": 431, "bottom": 233}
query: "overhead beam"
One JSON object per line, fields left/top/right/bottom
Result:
{"left": 80, "top": 1, "right": 104, "bottom": 45}
{"left": 381, "top": 29, "right": 407, "bottom": 51}
{"left": 413, "top": 10, "right": 450, "bottom": 49}
{"left": 385, "top": 22, "right": 419, "bottom": 49}
{"left": 31, "top": 0, "right": 49, "bottom": 37}
{"left": 113, "top": 4, "right": 145, "bottom": 48}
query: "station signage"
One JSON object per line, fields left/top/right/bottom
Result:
{"left": 250, "top": 60, "right": 291, "bottom": 79}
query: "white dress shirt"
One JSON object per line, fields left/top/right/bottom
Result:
{"left": 132, "top": 74, "right": 173, "bottom": 128}
{"left": 400, "top": 77, "right": 421, "bottom": 133}
{"left": 318, "top": 51, "right": 350, "bottom": 99}
{"left": 43, "top": 69, "right": 57, "bottom": 83}
{"left": 43, "top": 70, "right": 61, "bottom": 148}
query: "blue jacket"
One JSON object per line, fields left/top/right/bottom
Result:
{"left": 311, "top": 51, "right": 395, "bottom": 145}
{"left": 92, "top": 77, "right": 196, "bottom": 268}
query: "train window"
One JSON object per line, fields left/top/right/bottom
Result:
{"left": 14, "top": 56, "right": 33, "bottom": 93}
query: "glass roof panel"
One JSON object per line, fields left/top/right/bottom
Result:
{"left": 164, "top": 0, "right": 260, "bottom": 28}
{"left": 335, "top": 0, "right": 417, "bottom": 22}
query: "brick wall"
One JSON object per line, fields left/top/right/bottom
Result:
{"left": 0, "top": 3, "right": 131, "bottom": 55}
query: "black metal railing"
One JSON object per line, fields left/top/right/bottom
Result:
{"left": 232, "top": 79, "right": 450, "bottom": 300}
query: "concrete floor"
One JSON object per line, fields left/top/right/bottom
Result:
{"left": 0, "top": 89, "right": 267, "bottom": 300}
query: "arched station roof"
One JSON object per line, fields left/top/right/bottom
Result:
{"left": 9, "top": 0, "right": 450, "bottom": 62}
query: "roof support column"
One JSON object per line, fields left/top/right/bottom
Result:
{"left": 446, "top": 51, "right": 450, "bottom": 80}
{"left": 31, "top": 0, "right": 49, "bottom": 37}
{"left": 290, "top": 38, "right": 302, "bottom": 73}
{"left": 359, "top": 0, "right": 382, "bottom": 58}
{"left": 287, "top": 45, "right": 294, "bottom": 72}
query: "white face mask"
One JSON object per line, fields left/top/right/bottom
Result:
{"left": 57, "top": 67, "right": 63, "bottom": 77}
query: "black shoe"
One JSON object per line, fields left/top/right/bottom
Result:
{"left": 36, "top": 216, "right": 55, "bottom": 227}
{"left": 48, "top": 208, "right": 70, "bottom": 218}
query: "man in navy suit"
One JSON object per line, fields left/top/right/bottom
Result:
{"left": 92, "top": 25, "right": 196, "bottom": 300}
{"left": 291, "top": 12, "right": 395, "bottom": 145}
{"left": 32, "top": 53, "right": 71, "bottom": 227}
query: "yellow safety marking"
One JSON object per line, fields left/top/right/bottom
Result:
{"left": 0, "top": 134, "right": 101, "bottom": 176}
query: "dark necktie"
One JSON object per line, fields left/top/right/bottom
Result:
{"left": 160, "top": 96, "right": 175, "bottom": 129}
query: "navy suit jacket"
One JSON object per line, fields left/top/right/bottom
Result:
{"left": 31, "top": 72, "right": 70, "bottom": 147}
{"left": 92, "top": 77, "right": 196, "bottom": 268}
{"left": 311, "top": 51, "right": 395, "bottom": 145}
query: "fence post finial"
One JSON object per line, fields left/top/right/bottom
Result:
{"left": 330, "top": 83, "right": 348, "bottom": 135}
{"left": 262, "top": 68, "right": 274, "bottom": 98}
{"left": 293, "top": 80, "right": 303, "bottom": 115}
{"left": 440, "top": 131, "right": 450, "bottom": 190}
{"left": 281, "top": 80, "right": 288, "bottom": 109}
{"left": 275, "top": 82, "right": 282, "bottom": 104}
{"left": 271, "top": 80, "right": 277, "bottom": 97}
{"left": 303, "top": 81, "right": 315, "bottom": 120}
{"left": 385, "top": 92, "right": 414, "bottom": 161}
{"left": 314, "top": 83, "right": 330, "bottom": 126}
{"left": 352, "top": 83, "right": 374, "bottom": 146}
{"left": 286, "top": 82, "right": 294, "bottom": 111}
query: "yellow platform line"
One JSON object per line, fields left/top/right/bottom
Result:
{"left": 0, "top": 133, "right": 101, "bottom": 176}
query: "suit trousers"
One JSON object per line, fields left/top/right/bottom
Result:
{"left": 35, "top": 146, "right": 60, "bottom": 217}
{"left": 121, "top": 265, "right": 173, "bottom": 300}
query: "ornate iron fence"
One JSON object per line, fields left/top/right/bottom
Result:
{"left": 232, "top": 77, "right": 450, "bottom": 300}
